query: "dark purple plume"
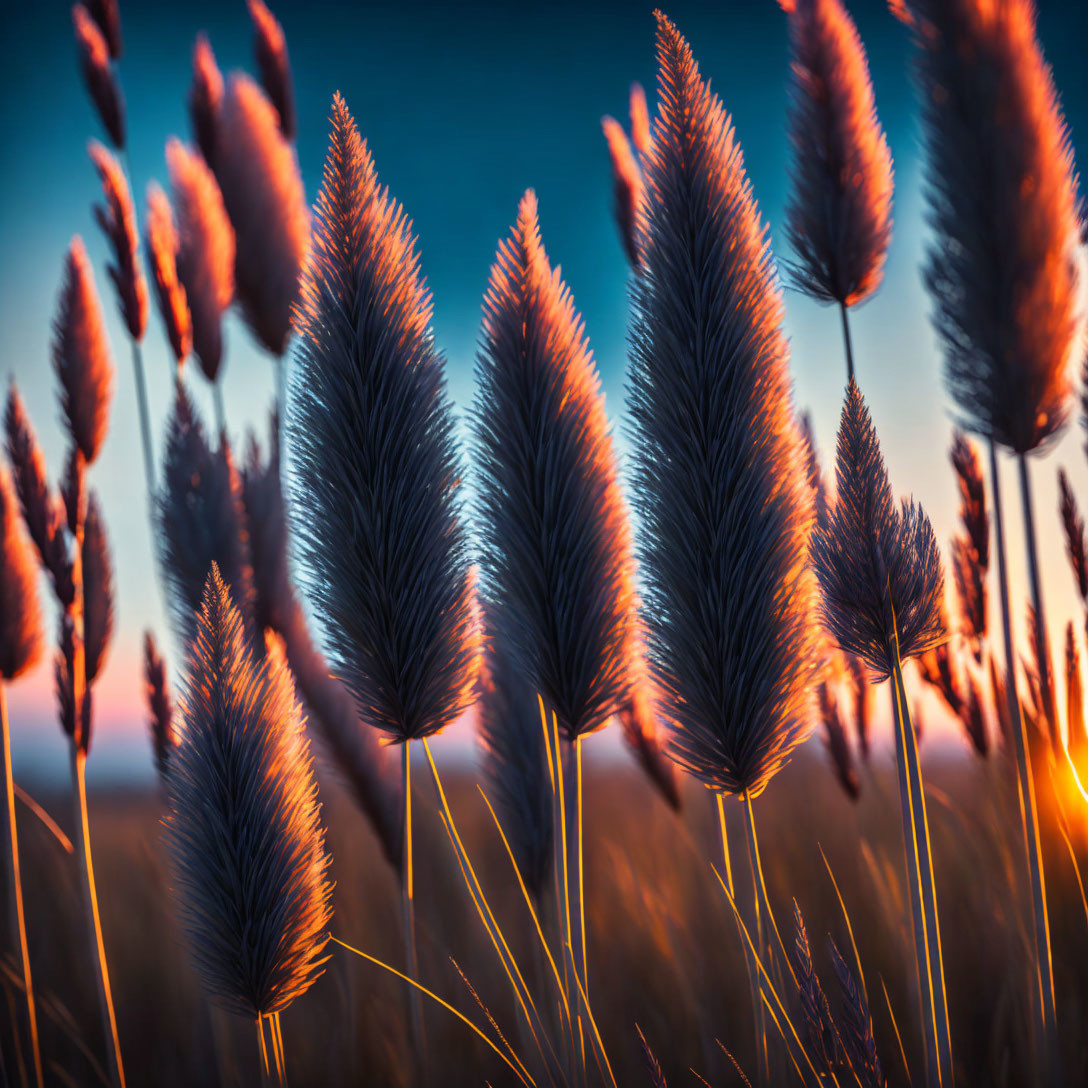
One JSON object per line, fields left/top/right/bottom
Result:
{"left": 144, "top": 631, "right": 175, "bottom": 781}
{"left": 85, "top": 0, "right": 121, "bottom": 59}
{"left": 73, "top": 4, "right": 125, "bottom": 149}
{"left": 82, "top": 492, "right": 114, "bottom": 685}
{"left": 812, "top": 381, "right": 944, "bottom": 679}
{"left": 781, "top": 0, "right": 893, "bottom": 307}
{"left": 52, "top": 238, "right": 115, "bottom": 466}
{"left": 0, "top": 461, "right": 43, "bottom": 682}
{"left": 288, "top": 94, "right": 479, "bottom": 743}
{"left": 189, "top": 34, "right": 224, "bottom": 168}
{"left": 247, "top": 0, "right": 296, "bottom": 141}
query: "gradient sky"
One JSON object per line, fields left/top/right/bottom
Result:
{"left": 2, "top": 0, "right": 1086, "bottom": 786}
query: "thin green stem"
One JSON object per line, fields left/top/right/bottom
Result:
{"left": 1, "top": 687, "right": 42, "bottom": 1088}
{"left": 991, "top": 442, "right": 1060, "bottom": 1086}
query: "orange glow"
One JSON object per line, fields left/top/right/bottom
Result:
{"left": 144, "top": 183, "right": 192, "bottom": 367}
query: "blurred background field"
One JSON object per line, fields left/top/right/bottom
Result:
{"left": 5, "top": 747, "right": 1087, "bottom": 1087}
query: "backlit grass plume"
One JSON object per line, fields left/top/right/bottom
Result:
{"left": 158, "top": 387, "right": 256, "bottom": 646}
{"left": 477, "top": 616, "right": 553, "bottom": 904}
{"left": 1059, "top": 467, "right": 1088, "bottom": 611}
{"left": 144, "top": 631, "right": 175, "bottom": 781}
{"left": 89, "top": 141, "right": 147, "bottom": 343}
{"left": 189, "top": 34, "right": 223, "bottom": 167}
{"left": 475, "top": 189, "right": 634, "bottom": 741}
{"left": 248, "top": 0, "right": 296, "bottom": 141}
{"left": 82, "top": 492, "right": 113, "bottom": 685}
{"left": 53, "top": 238, "right": 115, "bottom": 466}
{"left": 163, "top": 565, "right": 332, "bottom": 1023}
{"left": 85, "top": 0, "right": 121, "bottom": 59}
{"left": 901, "top": 0, "right": 1080, "bottom": 457}
{"left": 73, "top": 3, "right": 124, "bottom": 150}
{"left": 812, "top": 378, "right": 950, "bottom": 1086}
{"left": 289, "top": 93, "right": 478, "bottom": 744}
{"left": 166, "top": 139, "right": 235, "bottom": 395}
{"left": 812, "top": 381, "right": 943, "bottom": 679}
{"left": 601, "top": 115, "right": 643, "bottom": 268}
{"left": 628, "top": 13, "right": 819, "bottom": 800}
{"left": 780, "top": 0, "right": 893, "bottom": 381}
{"left": 145, "top": 183, "right": 192, "bottom": 370}
{"left": 214, "top": 74, "right": 308, "bottom": 358}
{"left": 241, "top": 420, "right": 403, "bottom": 872}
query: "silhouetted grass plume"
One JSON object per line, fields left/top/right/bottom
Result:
{"left": 73, "top": 3, "right": 124, "bottom": 150}
{"left": 248, "top": 0, "right": 296, "bottom": 141}
{"left": 628, "top": 12, "right": 819, "bottom": 799}
{"left": 163, "top": 566, "right": 333, "bottom": 1023}
{"left": 189, "top": 34, "right": 223, "bottom": 168}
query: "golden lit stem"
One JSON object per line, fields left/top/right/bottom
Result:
{"left": 71, "top": 744, "right": 126, "bottom": 1088}
{"left": 2, "top": 687, "right": 42, "bottom": 1088}
{"left": 716, "top": 793, "right": 733, "bottom": 897}
{"left": 331, "top": 935, "right": 535, "bottom": 1086}
{"left": 879, "top": 975, "right": 911, "bottom": 1087}
{"left": 256, "top": 1017, "right": 270, "bottom": 1083}
{"left": 575, "top": 738, "right": 586, "bottom": 994}
{"left": 817, "top": 842, "right": 867, "bottom": 1008}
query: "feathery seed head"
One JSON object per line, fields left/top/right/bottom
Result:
{"left": 628, "top": 14, "right": 820, "bottom": 797}
{"left": 82, "top": 492, "right": 113, "bottom": 684}
{"left": 0, "top": 461, "right": 44, "bottom": 682}
{"left": 247, "top": 0, "right": 296, "bottom": 141}
{"left": 145, "top": 183, "right": 192, "bottom": 368}
{"left": 241, "top": 418, "right": 290, "bottom": 634}
{"left": 783, "top": 0, "right": 893, "bottom": 307}
{"left": 904, "top": 0, "right": 1081, "bottom": 453}
{"left": 158, "top": 386, "right": 256, "bottom": 647}
{"left": 53, "top": 238, "right": 114, "bottom": 465}
{"left": 475, "top": 190, "right": 635, "bottom": 738}
{"left": 602, "top": 117, "right": 643, "bottom": 269}
{"left": 4, "top": 385, "right": 63, "bottom": 579}
{"left": 73, "top": 4, "right": 124, "bottom": 149}
{"left": 950, "top": 534, "right": 986, "bottom": 652}
{"left": 950, "top": 430, "right": 988, "bottom": 569}
{"left": 629, "top": 83, "right": 651, "bottom": 155}
{"left": 812, "top": 381, "right": 945, "bottom": 679}
{"left": 818, "top": 682, "right": 859, "bottom": 800}
{"left": 163, "top": 565, "right": 333, "bottom": 1017}
{"left": 477, "top": 615, "right": 554, "bottom": 902}
{"left": 288, "top": 93, "right": 479, "bottom": 742}
{"left": 89, "top": 140, "right": 148, "bottom": 342}
{"left": 144, "top": 631, "right": 176, "bottom": 780}
{"left": 167, "top": 139, "right": 235, "bottom": 383}
{"left": 1059, "top": 467, "right": 1088, "bottom": 602}
{"left": 190, "top": 34, "right": 224, "bottom": 167}
{"left": 85, "top": 0, "right": 121, "bottom": 59}
{"left": 213, "top": 74, "right": 309, "bottom": 357}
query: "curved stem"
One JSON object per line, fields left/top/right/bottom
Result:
{"left": 71, "top": 744, "right": 125, "bottom": 1088}
{"left": 2, "top": 687, "right": 42, "bottom": 1088}
{"left": 990, "top": 442, "right": 1060, "bottom": 1086}
{"left": 1017, "top": 454, "right": 1058, "bottom": 747}
{"left": 839, "top": 302, "right": 856, "bottom": 385}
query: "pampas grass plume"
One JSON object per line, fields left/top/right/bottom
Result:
{"left": 812, "top": 381, "right": 944, "bottom": 679}
{"left": 0, "top": 462, "right": 43, "bottom": 682}
{"left": 157, "top": 387, "right": 256, "bottom": 645}
{"left": 85, "top": 0, "right": 121, "bottom": 60}
{"left": 477, "top": 618, "right": 553, "bottom": 902}
{"left": 89, "top": 141, "right": 148, "bottom": 342}
{"left": 247, "top": 0, "right": 296, "bottom": 141}
{"left": 166, "top": 139, "right": 235, "bottom": 384}
{"left": 628, "top": 13, "right": 818, "bottom": 797}
{"left": 629, "top": 82, "right": 651, "bottom": 155}
{"left": 214, "top": 74, "right": 308, "bottom": 357}
{"left": 163, "top": 565, "right": 332, "bottom": 1017}
{"left": 82, "top": 492, "right": 113, "bottom": 685}
{"left": 73, "top": 4, "right": 124, "bottom": 149}
{"left": 145, "top": 183, "right": 192, "bottom": 368}
{"left": 189, "top": 34, "right": 224, "bottom": 167}
{"left": 1059, "top": 467, "right": 1088, "bottom": 603}
{"left": 601, "top": 116, "right": 642, "bottom": 268}
{"left": 906, "top": 0, "right": 1081, "bottom": 453}
{"left": 53, "top": 238, "right": 114, "bottom": 466}
{"left": 144, "top": 631, "right": 175, "bottom": 780}
{"left": 782, "top": 0, "right": 893, "bottom": 307}
{"left": 475, "top": 190, "right": 635, "bottom": 738}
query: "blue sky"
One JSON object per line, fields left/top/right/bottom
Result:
{"left": 2, "top": 0, "right": 1086, "bottom": 785}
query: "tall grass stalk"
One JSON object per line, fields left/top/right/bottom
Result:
{"left": 70, "top": 741, "right": 126, "bottom": 1088}
{"left": 1017, "top": 455, "right": 1058, "bottom": 746}
{"left": 988, "top": 440, "right": 1057, "bottom": 1083}
{"left": 1, "top": 687, "right": 42, "bottom": 1088}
